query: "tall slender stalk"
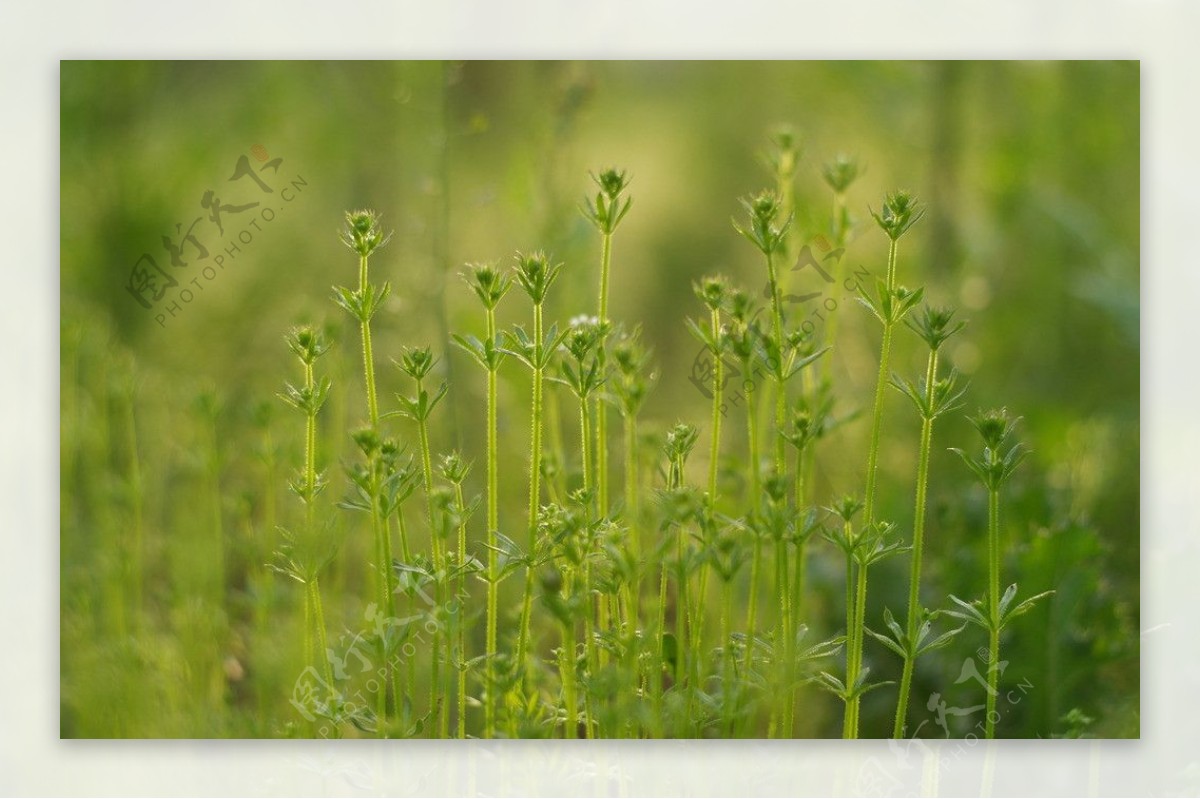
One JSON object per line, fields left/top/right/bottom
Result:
{"left": 891, "top": 305, "right": 965, "bottom": 737}
{"left": 455, "top": 479, "right": 468, "bottom": 739}
{"left": 561, "top": 572, "right": 579, "bottom": 739}
{"left": 485, "top": 305, "right": 499, "bottom": 737}
{"left": 863, "top": 236, "right": 899, "bottom": 528}
{"left": 708, "top": 305, "right": 724, "bottom": 505}
{"left": 582, "top": 168, "right": 631, "bottom": 519}
{"left": 276, "top": 325, "right": 335, "bottom": 736}
{"left": 986, "top": 486, "right": 1001, "bottom": 739}
{"left": 433, "top": 453, "right": 472, "bottom": 739}
{"left": 846, "top": 547, "right": 869, "bottom": 739}
{"left": 821, "top": 496, "right": 904, "bottom": 740}
{"left": 863, "top": 189, "right": 924, "bottom": 527}
{"left": 611, "top": 329, "right": 651, "bottom": 698}
{"left": 596, "top": 230, "right": 612, "bottom": 515}
{"left": 780, "top": 399, "right": 825, "bottom": 736}
{"left": 948, "top": 409, "right": 1044, "bottom": 741}
{"left": 512, "top": 253, "right": 562, "bottom": 672}
{"left": 893, "top": 350, "right": 937, "bottom": 738}
{"left": 578, "top": 389, "right": 597, "bottom": 703}
{"left": 835, "top": 506, "right": 860, "bottom": 740}
{"left": 515, "top": 315, "right": 543, "bottom": 668}
{"left": 743, "top": 390, "right": 761, "bottom": 680}
{"left": 454, "top": 263, "right": 510, "bottom": 739}
{"left": 415, "top": 374, "right": 444, "bottom": 734}
{"left": 819, "top": 155, "right": 861, "bottom": 387}
{"left": 721, "top": 569, "right": 737, "bottom": 737}
{"left": 765, "top": 248, "right": 788, "bottom": 473}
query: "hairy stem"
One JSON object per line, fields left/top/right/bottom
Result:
{"left": 893, "top": 349, "right": 939, "bottom": 738}
{"left": 841, "top": 518, "right": 856, "bottom": 740}
{"left": 560, "top": 573, "right": 578, "bottom": 740}
{"left": 820, "top": 189, "right": 849, "bottom": 386}
{"left": 708, "top": 308, "right": 723, "bottom": 505}
{"left": 624, "top": 412, "right": 641, "bottom": 629}
{"left": 596, "top": 231, "right": 613, "bottom": 515}
{"left": 455, "top": 480, "right": 469, "bottom": 739}
{"left": 358, "top": 254, "right": 379, "bottom": 426}
{"left": 987, "top": 487, "right": 1001, "bottom": 739}
{"left": 579, "top": 393, "right": 597, "bottom": 738}
{"left": 415, "top": 378, "right": 445, "bottom": 737}
{"left": 484, "top": 306, "right": 499, "bottom": 739}
{"left": 516, "top": 302, "right": 545, "bottom": 671}
{"left": 844, "top": 556, "right": 869, "bottom": 739}
{"left": 864, "top": 237, "right": 899, "bottom": 527}
{"left": 765, "top": 250, "right": 788, "bottom": 472}
{"left": 744, "top": 376, "right": 762, "bottom": 683}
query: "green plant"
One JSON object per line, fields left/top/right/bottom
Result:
{"left": 452, "top": 263, "right": 511, "bottom": 738}
{"left": 582, "top": 168, "right": 632, "bottom": 518}
{"left": 733, "top": 189, "right": 792, "bottom": 474}
{"left": 819, "top": 497, "right": 907, "bottom": 738}
{"left": 947, "top": 409, "right": 1053, "bottom": 738}
{"left": 859, "top": 191, "right": 925, "bottom": 526}
{"left": 886, "top": 305, "right": 967, "bottom": 737}
{"left": 507, "top": 252, "right": 566, "bottom": 672}
{"left": 245, "top": 148, "right": 1060, "bottom": 742}
{"left": 392, "top": 346, "right": 450, "bottom": 735}
{"left": 273, "top": 325, "right": 339, "bottom": 733}
{"left": 438, "top": 452, "right": 475, "bottom": 738}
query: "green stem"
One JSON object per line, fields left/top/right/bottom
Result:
{"left": 596, "top": 231, "right": 613, "bottom": 515}
{"left": 624, "top": 412, "right": 641, "bottom": 630}
{"left": 820, "top": 189, "right": 849, "bottom": 386}
{"left": 722, "top": 575, "right": 736, "bottom": 737}
{"left": 787, "top": 447, "right": 808, "bottom": 736}
{"left": 358, "top": 254, "right": 379, "bottom": 426}
{"left": 355, "top": 252, "right": 389, "bottom": 727}
{"left": 547, "top": 387, "right": 567, "bottom": 503}
{"left": 415, "top": 378, "right": 444, "bottom": 738}
{"left": 746, "top": 364, "right": 761, "bottom": 499}
{"left": 893, "top": 349, "right": 938, "bottom": 738}
{"left": 987, "top": 487, "right": 1001, "bottom": 739}
{"left": 484, "top": 306, "right": 499, "bottom": 739}
{"left": 455, "top": 481, "right": 469, "bottom": 739}
{"left": 765, "top": 249, "right": 787, "bottom": 472}
{"left": 310, "top": 576, "right": 334, "bottom": 692}
{"left": 367, "top": 492, "right": 391, "bottom": 737}
{"left": 769, "top": 534, "right": 790, "bottom": 738}
{"left": 841, "top": 519, "right": 856, "bottom": 740}
{"left": 579, "top": 393, "right": 597, "bottom": 738}
{"left": 517, "top": 303, "right": 545, "bottom": 670}
{"left": 708, "top": 308, "right": 723, "bottom": 505}
{"left": 560, "top": 573, "right": 578, "bottom": 739}
{"left": 655, "top": 537, "right": 669, "bottom": 722}
{"left": 676, "top": 512, "right": 690, "bottom": 692}
{"left": 417, "top": 389, "right": 439, "bottom": 561}
{"left": 864, "top": 238, "right": 899, "bottom": 527}
{"left": 401, "top": 538, "right": 417, "bottom": 726}
{"left": 845, "top": 557, "right": 869, "bottom": 738}
{"left": 791, "top": 445, "right": 807, "bottom": 620}
{"left": 743, "top": 374, "right": 761, "bottom": 684}
{"left": 302, "top": 579, "right": 313, "bottom": 693}
{"left": 598, "top": 230, "right": 612, "bottom": 331}
{"left": 786, "top": 537, "right": 805, "bottom": 736}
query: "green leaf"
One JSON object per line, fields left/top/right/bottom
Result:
{"left": 944, "top": 594, "right": 989, "bottom": 630}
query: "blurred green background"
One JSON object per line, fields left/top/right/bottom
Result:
{"left": 60, "top": 61, "right": 1138, "bottom": 737}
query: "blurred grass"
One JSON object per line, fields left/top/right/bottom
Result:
{"left": 60, "top": 60, "right": 1138, "bottom": 738}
